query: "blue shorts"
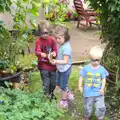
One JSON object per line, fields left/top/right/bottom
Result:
{"left": 56, "top": 66, "right": 72, "bottom": 91}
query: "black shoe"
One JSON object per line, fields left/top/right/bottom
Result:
{"left": 51, "top": 93, "right": 57, "bottom": 100}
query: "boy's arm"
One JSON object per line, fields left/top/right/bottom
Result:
{"left": 101, "top": 78, "right": 106, "bottom": 90}
{"left": 35, "top": 39, "right": 47, "bottom": 58}
{"left": 78, "top": 76, "right": 83, "bottom": 93}
{"left": 100, "top": 67, "right": 109, "bottom": 95}
{"left": 100, "top": 78, "right": 106, "bottom": 95}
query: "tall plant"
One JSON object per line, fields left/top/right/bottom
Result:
{"left": 0, "top": 0, "right": 41, "bottom": 73}
{"left": 88, "top": 0, "right": 120, "bottom": 55}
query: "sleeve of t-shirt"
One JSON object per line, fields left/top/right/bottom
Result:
{"left": 35, "top": 38, "right": 41, "bottom": 57}
{"left": 101, "top": 67, "right": 109, "bottom": 79}
{"left": 51, "top": 37, "right": 58, "bottom": 55}
{"left": 80, "top": 67, "right": 86, "bottom": 77}
{"left": 63, "top": 47, "right": 71, "bottom": 56}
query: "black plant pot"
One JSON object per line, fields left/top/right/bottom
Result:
{"left": 0, "top": 71, "right": 22, "bottom": 88}
{"left": 74, "top": 17, "right": 78, "bottom": 21}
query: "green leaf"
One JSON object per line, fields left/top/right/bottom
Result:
{"left": 30, "top": 8, "right": 39, "bottom": 16}
{"left": 23, "top": 0, "right": 29, "bottom": 3}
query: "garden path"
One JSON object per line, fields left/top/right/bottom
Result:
{"left": 29, "top": 22, "right": 101, "bottom": 61}
{"left": 70, "top": 22, "right": 101, "bottom": 61}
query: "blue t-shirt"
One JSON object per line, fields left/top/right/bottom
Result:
{"left": 57, "top": 41, "right": 72, "bottom": 72}
{"left": 80, "top": 64, "right": 109, "bottom": 97}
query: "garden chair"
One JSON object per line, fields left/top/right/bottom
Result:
{"left": 73, "top": 0, "right": 99, "bottom": 28}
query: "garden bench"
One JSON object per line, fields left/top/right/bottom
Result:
{"left": 73, "top": 0, "right": 99, "bottom": 29}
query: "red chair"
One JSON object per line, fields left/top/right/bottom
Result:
{"left": 73, "top": 0, "right": 99, "bottom": 28}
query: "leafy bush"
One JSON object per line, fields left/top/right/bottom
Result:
{"left": 0, "top": 87, "right": 63, "bottom": 120}
{"left": 0, "top": 0, "right": 41, "bottom": 74}
{"left": 88, "top": 0, "right": 120, "bottom": 55}
{"left": 87, "top": 0, "right": 120, "bottom": 119}
{"left": 44, "top": 0, "right": 69, "bottom": 23}
{"left": 105, "top": 86, "right": 120, "bottom": 120}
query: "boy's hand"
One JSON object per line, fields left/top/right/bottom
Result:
{"left": 50, "top": 52, "right": 56, "bottom": 57}
{"left": 41, "top": 53, "right": 47, "bottom": 58}
{"left": 100, "top": 89, "right": 104, "bottom": 95}
{"left": 50, "top": 59, "right": 57, "bottom": 65}
{"left": 78, "top": 87, "right": 83, "bottom": 93}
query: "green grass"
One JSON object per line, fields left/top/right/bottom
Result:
{"left": 28, "top": 67, "right": 111, "bottom": 120}
{"left": 18, "top": 54, "right": 37, "bottom": 68}
{"left": 19, "top": 54, "right": 111, "bottom": 120}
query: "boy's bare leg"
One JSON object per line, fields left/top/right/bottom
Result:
{"left": 62, "top": 90, "right": 68, "bottom": 100}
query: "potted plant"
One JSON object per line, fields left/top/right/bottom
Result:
{"left": 0, "top": 25, "right": 27, "bottom": 88}
{"left": 0, "top": 0, "right": 40, "bottom": 88}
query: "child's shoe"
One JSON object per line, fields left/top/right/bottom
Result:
{"left": 68, "top": 91, "right": 74, "bottom": 101}
{"left": 60, "top": 100, "right": 68, "bottom": 108}
{"left": 84, "top": 117, "right": 89, "bottom": 120}
{"left": 51, "top": 93, "right": 57, "bottom": 100}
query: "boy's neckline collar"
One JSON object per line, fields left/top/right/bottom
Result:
{"left": 89, "top": 64, "right": 100, "bottom": 70}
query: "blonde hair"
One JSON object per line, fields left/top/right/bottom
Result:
{"left": 89, "top": 45, "right": 104, "bottom": 59}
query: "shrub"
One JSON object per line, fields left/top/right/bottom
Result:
{"left": 0, "top": 87, "right": 63, "bottom": 120}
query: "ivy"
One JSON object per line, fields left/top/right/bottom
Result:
{"left": 87, "top": 0, "right": 120, "bottom": 119}
{"left": 0, "top": 87, "right": 63, "bottom": 120}
{"left": 0, "top": 0, "right": 12, "bottom": 12}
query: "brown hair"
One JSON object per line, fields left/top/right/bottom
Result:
{"left": 38, "top": 20, "right": 50, "bottom": 32}
{"left": 52, "top": 24, "right": 70, "bottom": 42}
{"left": 49, "top": 24, "right": 58, "bottom": 37}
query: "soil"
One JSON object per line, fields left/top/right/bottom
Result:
{"left": 28, "top": 22, "right": 101, "bottom": 61}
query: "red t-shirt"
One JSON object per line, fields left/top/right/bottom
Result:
{"left": 35, "top": 36, "right": 57, "bottom": 71}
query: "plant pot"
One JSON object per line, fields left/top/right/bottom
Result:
{"left": 0, "top": 71, "right": 22, "bottom": 87}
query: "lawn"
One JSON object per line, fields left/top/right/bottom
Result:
{"left": 19, "top": 54, "right": 111, "bottom": 120}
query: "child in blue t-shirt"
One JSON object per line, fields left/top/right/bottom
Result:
{"left": 78, "top": 46, "right": 109, "bottom": 120}
{"left": 50, "top": 25, "right": 74, "bottom": 108}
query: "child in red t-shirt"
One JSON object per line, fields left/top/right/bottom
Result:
{"left": 35, "top": 20, "right": 57, "bottom": 99}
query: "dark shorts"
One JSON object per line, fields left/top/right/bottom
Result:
{"left": 56, "top": 66, "right": 72, "bottom": 91}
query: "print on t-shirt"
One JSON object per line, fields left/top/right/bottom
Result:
{"left": 86, "top": 72, "right": 101, "bottom": 87}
